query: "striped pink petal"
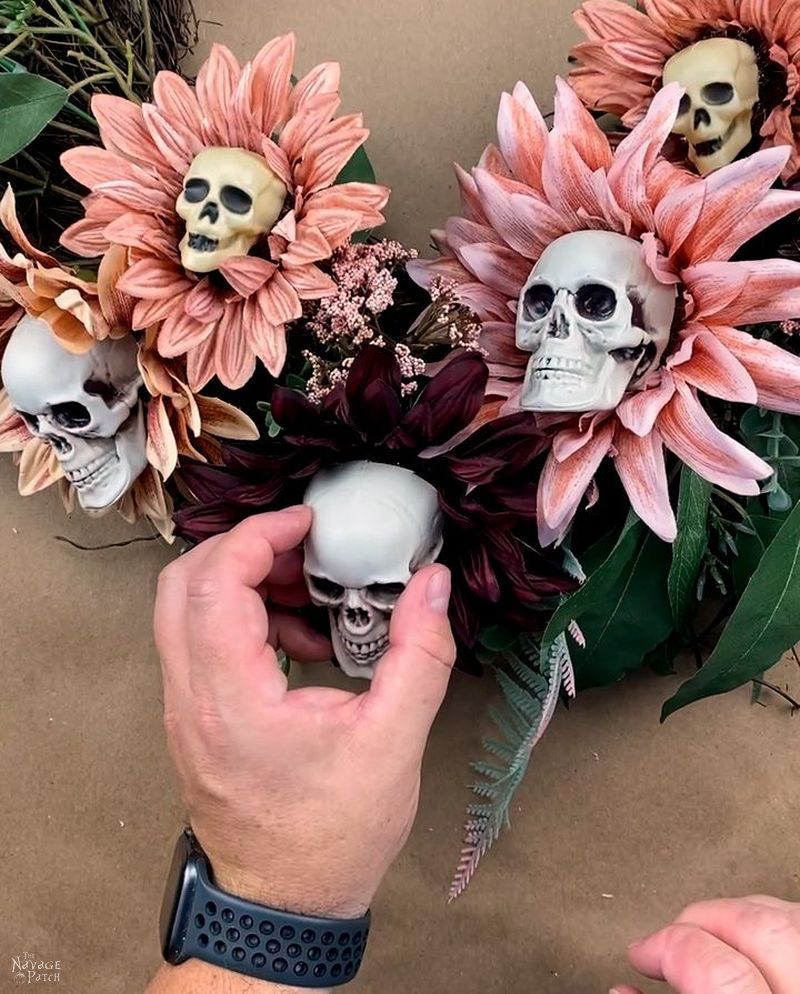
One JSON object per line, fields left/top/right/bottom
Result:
{"left": 614, "top": 427, "right": 676, "bottom": 541}
{"left": 714, "top": 325, "right": 800, "bottom": 415}
{"left": 669, "top": 328, "right": 757, "bottom": 403}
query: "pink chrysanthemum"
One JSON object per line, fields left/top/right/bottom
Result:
{"left": 409, "top": 80, "right": 800, "bottom": 545}
{"left": 570, "top": 0, "right": 800, "bottom": 182}
{"left": 60, "top": 35, "right": 390, "bottom": 391}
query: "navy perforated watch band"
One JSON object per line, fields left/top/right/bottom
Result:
{"left": 161, "top": 831, "right": 371, "bottom": 988}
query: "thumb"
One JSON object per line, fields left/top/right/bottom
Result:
{"left": 367, "top": 565, "right": 457, "bottom": 735}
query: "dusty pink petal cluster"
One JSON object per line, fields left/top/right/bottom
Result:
{"left": 409, "top": 79, "right": 800, "bottom": 545}
{"left": 307, "top": 240, "right": 416, "bottom": 348}
{"left": 570, "top": 0, "right": 800, "bottom": 182}
{"left": 60, "top": 35, "right": 390, "bottom": 391}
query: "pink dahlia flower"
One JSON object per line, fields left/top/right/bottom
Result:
{"left": 409, "top": 80, "right": 800, "bottom": 545}
{"left": 60, "top": 35, "right": 390, "bottom": 391}
{"left": 570, "top": 0, "right": 800, "bottom": 182}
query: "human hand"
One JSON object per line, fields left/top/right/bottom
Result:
{"left": 611, "top": 896, "right": 800, "bottom": 994}
{"left": 154, "top": 506, "right": 456, "bottom": 920}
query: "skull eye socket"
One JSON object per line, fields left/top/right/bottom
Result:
{"left": 365, "top": 582, "right": 405, "bottom": 606}
{"left": 523, "top": 284, "right": 555, "bottom": 321}
{"left": 19, "top": 411, "right": 39, "bottom": 432}
{"left": 677, "top": 93, "right": 692, "bottom": 116}
{"left": 308, "top": 575, "right": 345, "bottom": 600}
{"left": 183, "top": 178, "right": 210, "bottom": 204}
{"left": 576, "top": 284, "right": 617, "bottom": 321}
{"left": 50, "top": 402, "right": 91, "bottom": 429}
{"left": 220, "top": 185, "right": 254, "bottom": 215}
{"left": 701, "top": 82, "right": 735, "bottom": 105}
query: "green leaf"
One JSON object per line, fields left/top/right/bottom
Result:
{"left": 478, "top": 624, "right": 520, "bottom": 653}
{"left": 0, "top": 73, "right": 68, "bottom": 163}
{"left": 731, "top": 513, "right": 783, "bottom": 597}
{"left": 668, "top": 468, "right": 712, "bottom": 632}
{"left": 543, "top": 516, "right": 674, "bottom": 688}
{"left": 335, "top": 144, "right": 376, "bottom": 186}
{"left": 663, "top": 498, "right": 800, "bottom": 719}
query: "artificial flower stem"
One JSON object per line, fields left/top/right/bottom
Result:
{"left": 139, "top": 0, "right": 156, "bottom": 78}
{"left": 0, "top": 32, "right": 30, "bottom": 61}
{"left": 48, "top": 118, "right": 98, "bottom": 141}
{"left": 0, "top": 164, "right": 82, "bottom": 202}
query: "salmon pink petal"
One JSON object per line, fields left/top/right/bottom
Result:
{"left": 445, "top": 217, "right": 503, "bottom": 252}
{"left": 218, "top": 257, "right": 277, "bottom": 297}
{"left": 455, "top": 163, "right": 488, "bottom": 224}
{"left": 19, "top": 440, "right": 62, "bottom": 494}
{"left": 104, "top": 212, "right": 178, "bottom": 260}
{"left": 152, "top": 71, "right": 203, "bottom": 134}
{"left": 614, "top": 427, "right": 676, "bottom": 542}
{"left": 539, "top": 418, "right": 615, "bottom": 537}
{"left": 260, "top": 138, "right": 293, "bottom": 188}
{"left": 196, "top": 43, "right": 242, "bottom": 145}
{"left": 195, "top": 395, "right": 259, "bottom": 440}
{"left": 158, "top": 307, "right": 213, "bottom": 358}
{"left": 0, "top": 187, "right": 59, "bottom": 267}
{"left": 118, "top": 257, "right": 188, "bottom": 299}
{"left": 553, "top": 77, "right": 613, "bottom": 172}
{"left": 714, "top": 325, "right": 800, "bottom": 415}
{"left": 574, "top": 0, "right": 676, "bottom": 51}
{"left": 473, "top": 168, "right": 571, "bottom": 259}
{"left": 213, "top": 305, "right": 256, "bottom": 390}
{"left": 617, "top": 372, "right": 676, "bottom": 435}
{"left": 458, "top": 243, "right": 530, "bottom": 297}
{"left": 481, "top": 321, "right": 526, "bottom": 366}
{"left": 496, "top": 85, "right": 548, "bottom": 191}
{"left": 133, "top": 295, "right": 180, "bottom": 329}
{"left": 245, "top": 297, "right": 287, "bottom": 376}
{"left": 62, "top": 146, "right": 156, "bottom": 192}
{"left": 142, "top": 104, "right": 198, "bottom": 176}
{"left": 60, "top": 217, "right": 108, "bottom": 257}
{"left": 283, "top": 264, "right": 337, "bottom": 300}
{"left": 662, "top": 147, "right": 800, "bottom": 264}
{"left": 295, "top": 115, "right": 369, "bottom": 193}
{"left": 184, "top": 281, "right": 225, "bottom": 322}
{"left": 257, "top": 272, "right": 302, "bottom": 324}
{"left": 280, "top": 94, "right": 341, "bottom": 164}
{"left": 291, "top": 61, "right": 341, "bottom": 113}
{"left": 307, "top": 182, "right": 390, "bottom": 228}
{"left": 92, "top": 95, "right": 161, "bottom": 169}
{"left": 97, "top": 244, "right": 135, "bottom": 331}
{"left": 670, "top": 328, "right": 757, "bottom": 403}
{"left": 658, "top": 385, "right": 771, "bottom": 493}
{"left": 146, "top": 395, "right": 179, "bottom": 479}
{"left": 685, "top": 259, "right": 800, "bottom": 325}
{"left": 297, "top": 210, "right": 361, "bottom": 255}
{"left": 407, "top": 255, "right": 473, "bottom": 292}
{"left": 607, "top": 84, "right": 682, "bottom": 230}
{"left": 250, "top": 34, "right": 295, "bottom": 135}
{"left": 186, "top": 334, "right": 218, "bottom": 392}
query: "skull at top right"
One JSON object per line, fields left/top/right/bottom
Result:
{"left": 663, "top": 37, "right": 759, "bottom": 175}
{"left": 515, "top": 230, "right": 677, "bottom": 414}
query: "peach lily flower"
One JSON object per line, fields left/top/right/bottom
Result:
{"left": 60, "top": 35, "right": 390, "bottom": 391}
{"left": 410, "top": 80, "right": 800, "bottom": 545}
{"left": 570, "top": 0, "right": 800, "bottom": 182}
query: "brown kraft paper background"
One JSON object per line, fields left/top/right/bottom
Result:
{"left": 1, "top": 2, "right": 799, "bottom": 992}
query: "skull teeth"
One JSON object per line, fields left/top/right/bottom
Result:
{"left": 532, "top": 357, "right": 587, "bottom": 372}
{"left": 66, "top": 452, "right": 118, "bottom": 486}
{"left": 341, "top": 633, "right": 389, "bottom": 663}
{"left": 187, "top": 233, "right": 219, "bottom": 253}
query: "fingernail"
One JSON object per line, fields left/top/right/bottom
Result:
{"left": 627, "top": 938, "right": 644, "bottom": 952}
{"left": 426, "top": 567, "right": 451, "bottom": 615}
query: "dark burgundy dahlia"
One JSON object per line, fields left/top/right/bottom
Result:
{"left": 175, "top": 346, "right": 571, "bottom": 657}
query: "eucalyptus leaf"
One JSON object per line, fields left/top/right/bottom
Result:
{"left": 668, "top": 468, "right": 712, "bottom": 633}
{"left": 663, "top": 498, "right": 800, "bottom": 719}
{"left": 0, "top": 73, "right": 68, "bottom": 163}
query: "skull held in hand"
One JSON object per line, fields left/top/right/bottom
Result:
{"left": 176, "top": 147, "right": 287, "bottom": 274}
{"left": 516, "top": 230, "right": 677, "bottom": 413}
{"left": 663, "top": 37, "right": 759, "bottom": 175}
{"left": 1, "top": 316, "right": 148, "bottom": 511}
{"left": 303, "top": 461, "right": 444, "bottom": 680}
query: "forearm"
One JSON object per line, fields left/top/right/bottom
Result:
{"left": 147, "top": 961, "right": 327, "bottom": 994}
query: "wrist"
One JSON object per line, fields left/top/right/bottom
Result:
{"left": 150, "top": 960, "right": 321, "bottom": 994}
{"left": 211, "top": 861, "right": 371, "bottom": 920}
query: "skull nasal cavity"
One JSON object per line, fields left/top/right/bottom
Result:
{"left": 200, "top": 202, "right": 220, "bottom": 224}
{"left": 547, "top": 313, "right": 570, "bottom": 340}
{"left": 694, "top": 107, "right": 712, "bottom": 129}
{"left": 345, "top": 606, "right": 371, "bottom": 629}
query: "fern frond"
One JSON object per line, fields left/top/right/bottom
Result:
{"left": 448, "top": 632, "right": 575, "bottom": 901}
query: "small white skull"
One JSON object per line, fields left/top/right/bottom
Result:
{"left": 663, "top": 37, "right": 759, "bottom": 175}
{"left": 516, "top": 230, "right": 677, "bottom": 413}
{"left": 1, "top": 315, "right": 148, "bottom": 511}
{"left": 303, "top": 461, "right": 445, "bottom": 681}
{"left": 176, "top": 147, "right": 287, "bottom": 274}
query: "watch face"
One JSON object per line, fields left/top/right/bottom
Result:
{"left": 159, "top": 831, "right": 198, "bottom": 962}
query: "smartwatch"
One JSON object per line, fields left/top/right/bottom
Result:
{"left": 160, "top": 830, "right": 371, "bottom": 988}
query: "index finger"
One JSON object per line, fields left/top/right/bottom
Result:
{"left": 182, "top": 507, "right": 312, "bottom": 702}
